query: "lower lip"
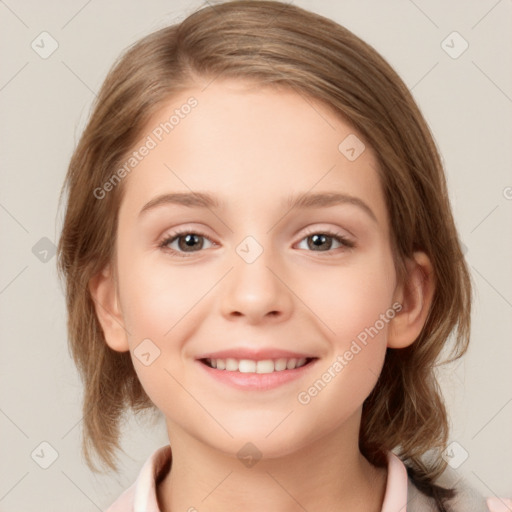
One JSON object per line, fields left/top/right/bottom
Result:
{"left": 196, "top": 359, "right": 318, "bottom": 390}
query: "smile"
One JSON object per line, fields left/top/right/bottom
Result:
{"left": 201, "top": 357, "right": 314, "bottom": 373}
{"left": 197, "top": 356, "right": 318, "bottom": 390}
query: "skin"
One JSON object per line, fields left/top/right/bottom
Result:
{"left": 90, "top": 78, "right": 434, "bottom": 512}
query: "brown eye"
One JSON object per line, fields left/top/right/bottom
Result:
{"left": 159, "top": 231, "right": 214, "bottom": 256}
{"left": 297, "top": 230, "right": 354, "bottom": 253}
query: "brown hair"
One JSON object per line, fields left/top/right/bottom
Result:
{"left": 57, "top": 0, "right": 471, "bottom": 500}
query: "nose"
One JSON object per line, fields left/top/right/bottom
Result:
{"left": 219, "top": 244, "right": 294, "bottom": 325}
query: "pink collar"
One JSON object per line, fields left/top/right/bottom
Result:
{"left": 109, "top": 446, "right": 410, "bottom": 512}
{"left": 381, "top": 451, "right": 409, "bottom": 512}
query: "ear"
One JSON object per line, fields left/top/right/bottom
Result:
{"left": 388, "top": 251, "right": 435, "bottom": 349}
{"left": 89, "top": 264, "right": 130, "bottom": 352}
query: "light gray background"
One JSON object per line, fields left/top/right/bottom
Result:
{"left": 0, "top": 1, "right": 511, "bottom": 510}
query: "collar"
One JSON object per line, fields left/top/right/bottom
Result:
{"left": 124, "top": 446, "right": 410, "bottom": 512}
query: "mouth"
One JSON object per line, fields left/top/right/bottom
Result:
{"left": 199, "top": 357, "right": 317, "bottom": 373}
{"left": 195, "top": 348, "right": 319, "bottom": 390}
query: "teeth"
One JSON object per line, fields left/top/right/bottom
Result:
{"left": 205, "top": 357, "right": 310, "bottom": 373}
{"left": 286, "top": 358, "right": 297, "bottom": 369}
{"left": 256, "top": 360, "right": 274, "bottom": 374}
{"left": 226, "top": 358, "right": 238, "bottom": 371}
{"left": 239, "top": 359, "right": 256, "bottom": 373}
{"left": 274, "top": 358, "right": 287, "bottom": 371}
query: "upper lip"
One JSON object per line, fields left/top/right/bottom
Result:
{"left": 196, "top": 348, "right": 317, "bottom": 360}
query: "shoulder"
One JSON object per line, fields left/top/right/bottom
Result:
{"left": 407, "top": 469, "right": 496, "bottom": 512}
{"left": 386, "top": 451, "right": 504, "bottom": 512}
{"left": 105, "top": 445, "right": 172, "bottom": 512}
{"left": 105, "top": 484, "right": 136, "bottom": 512}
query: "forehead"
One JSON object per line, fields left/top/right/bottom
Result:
{"left": 119, "top": 79, "right": 386, "bottom": 225}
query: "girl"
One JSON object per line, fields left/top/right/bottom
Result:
{"left": 57, "top": 1, "right": 507, "bottom": 511}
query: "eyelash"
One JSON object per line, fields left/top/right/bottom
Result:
{"left": 158, "top": 227, "right": 355, "bottom": 258}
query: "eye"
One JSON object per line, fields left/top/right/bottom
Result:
{"left": 296, "top": 229, "right": 354, "bottom": 254}
{"left": 159, "top": 230, "right": 215, "bottom": 257}
{"left": 158, "top": 228, "right": 354, "bottom": 258}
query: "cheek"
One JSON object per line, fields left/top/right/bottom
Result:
{"left": 333, "top": 272, "right": 395, "bottom": 352}
{"left": 116, "top": 267, "right": 193, "bottom": 414}
{"left": 294, "top": 252, "right": 396, "bottom": 404}
{"left": 301, "top": 250, "right": 397, "bottom": 349}
{"left": 119, "top": 258, "right": 208, "bottom": 339}
{"left": 294, "top": 308, "right": 392, "bottom": 434}
{"left": 116, "top": 256, "right": 218, "bottom": 401}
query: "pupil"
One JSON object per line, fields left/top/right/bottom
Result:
{"left": 180, "top": 234, "right": 201, "bottom": 251}
{"left": 310, "top": 234, "right": 331, "bottom": 250}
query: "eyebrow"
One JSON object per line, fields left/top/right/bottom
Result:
{"left": 138, "top": 191, "right": 377, "bottom": 222}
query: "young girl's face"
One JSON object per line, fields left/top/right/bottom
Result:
{"left": 103, "top": 78, "right": 402, "bottom": 457}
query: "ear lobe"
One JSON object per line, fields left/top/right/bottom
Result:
{"left": 89, "top": 264, "right": 130, "bottom": 352}
{"left": 387, "top": 251, "right": 435, "bottom": 349}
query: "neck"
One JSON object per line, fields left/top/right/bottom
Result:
{"left": 157, "top": 412, "right": 387, "bottom": 512}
